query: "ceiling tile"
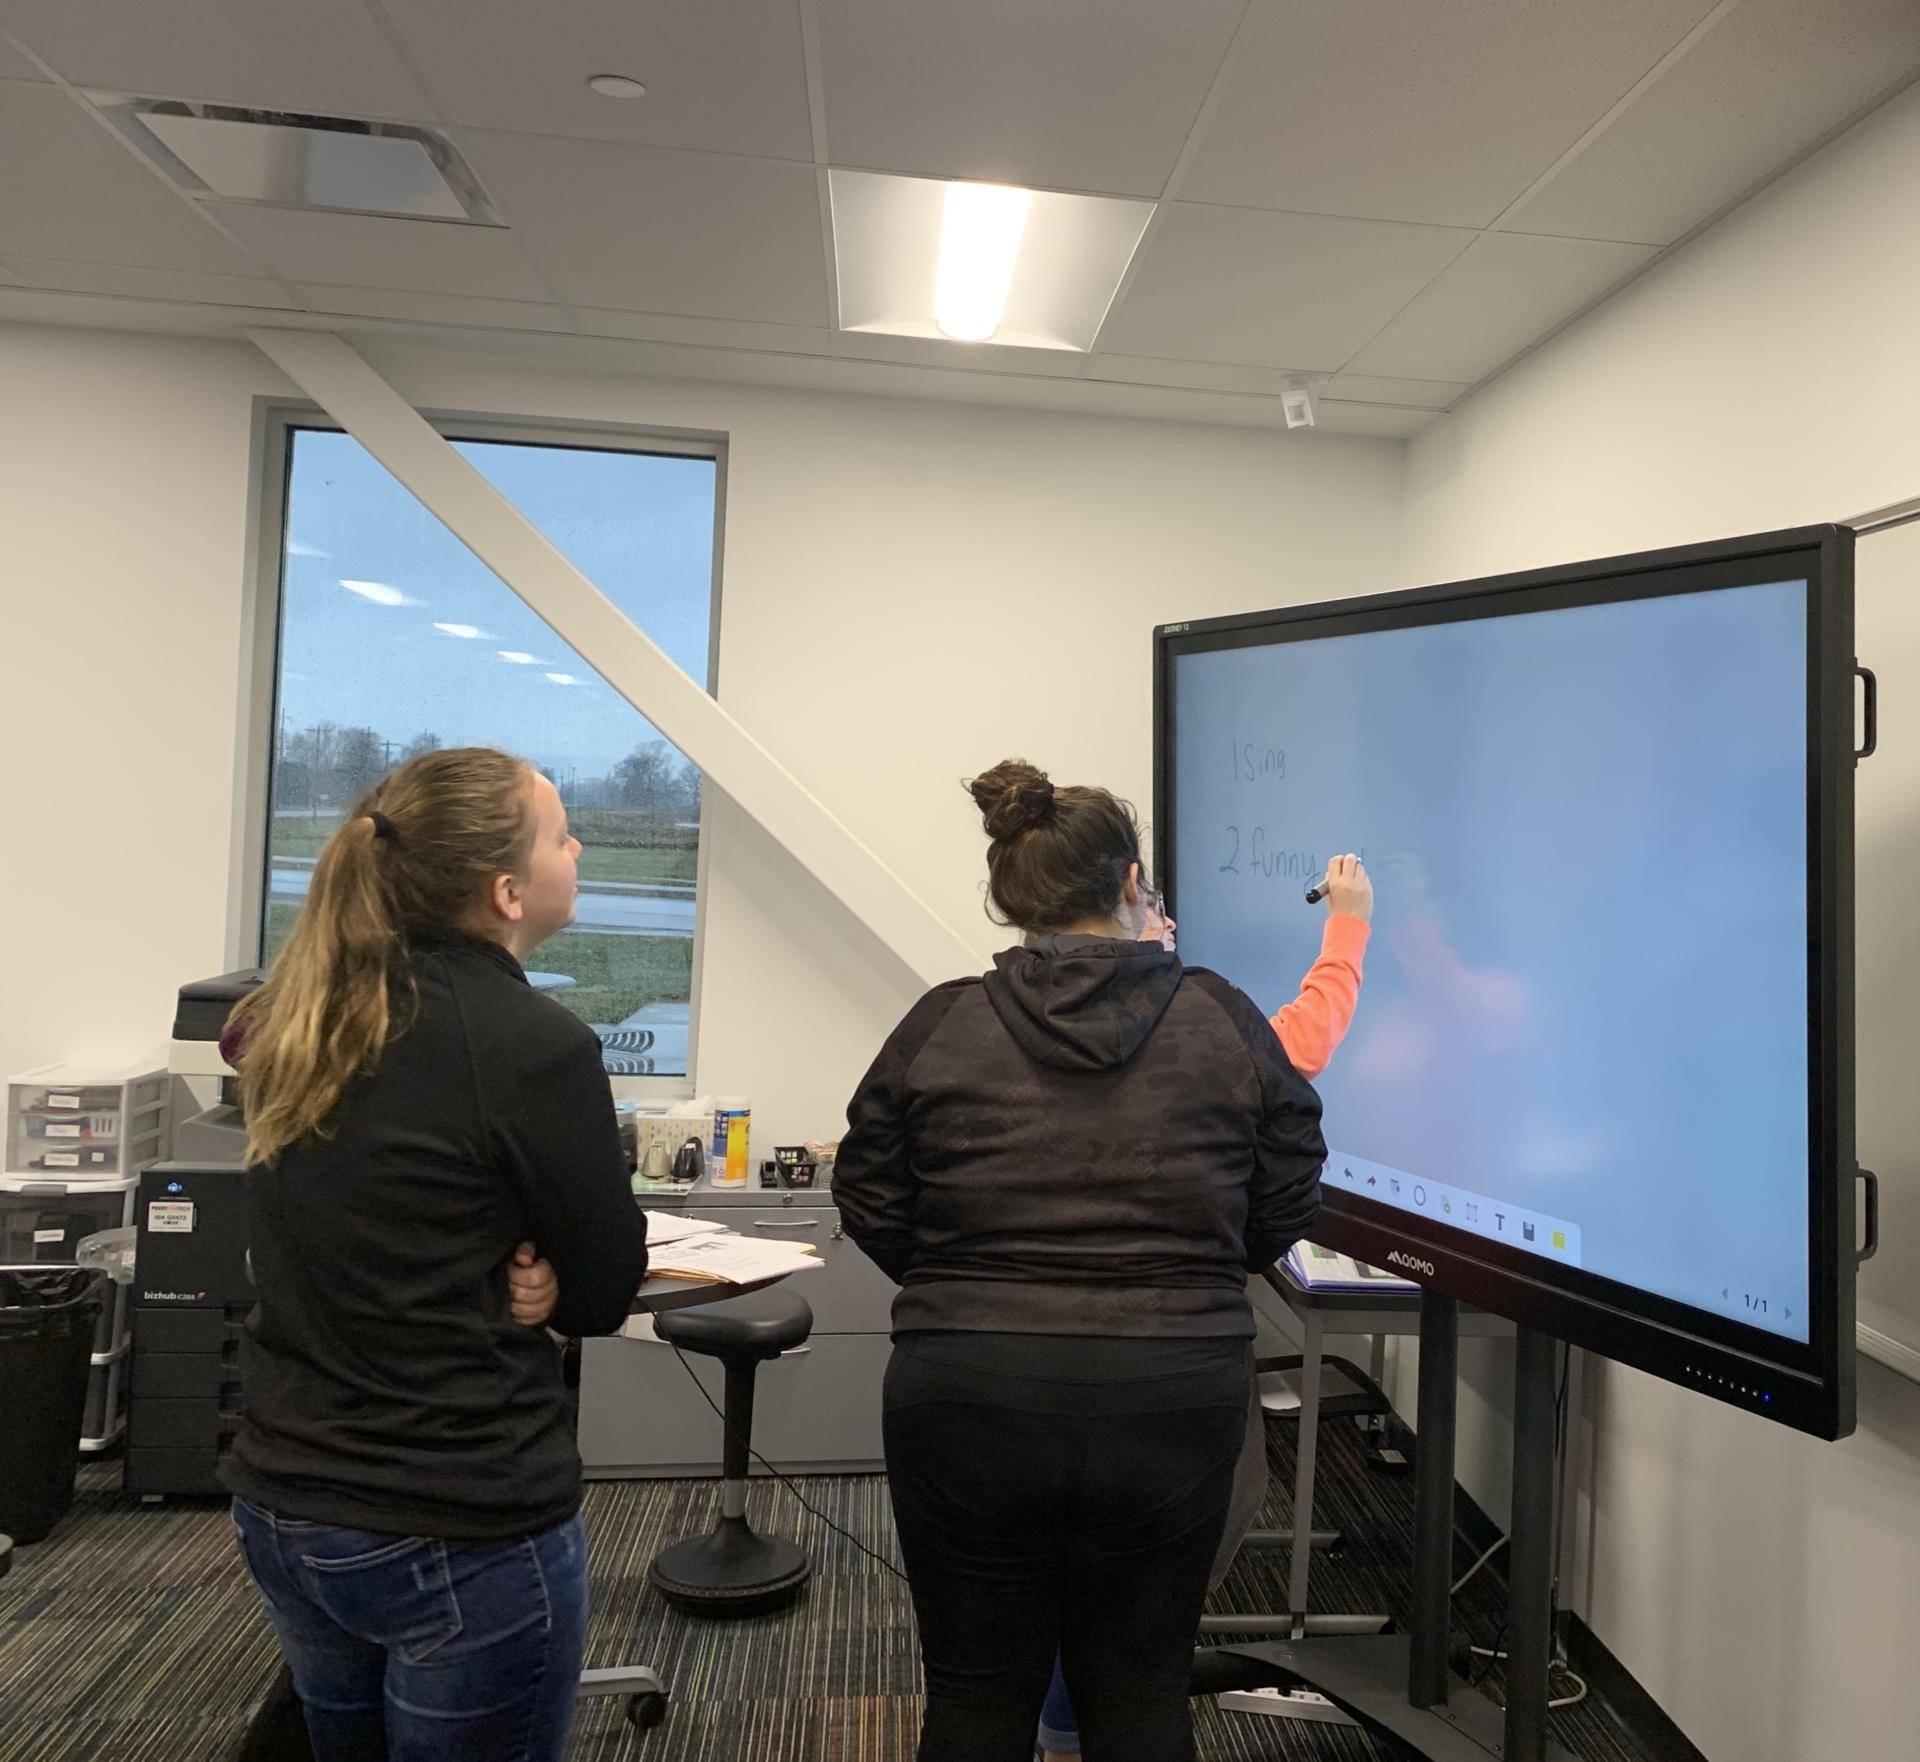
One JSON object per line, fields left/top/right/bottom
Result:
{"left": 829, "top": 329, "right": 1086, "bottom": 378}
{"left": 1085, "top": 354, "right": 1300, "bottom": 396}
{"left": 462, "top": 132, "right": 827, "bottom": 323}
{"left": 1, "top": 0, "right": 435, "bottom": 118}
{"left": 0, "top": 83, "right": 260, "bottom": 271}
{"left": 211, "top": 204, "right": 550, "bottom": 299}
{"left": 5, "top": 257, "right": 294, "bottom": 306}
{"left": 1096, "top": 203, "right": 1473, "bottom": 370}
{"left": 297, "top": 284, "right": 569, "bottom": 331}
{"left": 378, "top": 0, "right": 812, "bottom": 160}
{"left": 1507, "top": 0, "right": 1920, "bottom": 245}
{"left": 575, "top": 308, "right": 831, "bottom": 355}
{"left": 1322, "top": 373, "right": 1471, "bottom": 409}
{"left": 1346, "top": 231, "right": 1657, "bottom": 383}
{"left": 1182, "top": 0, "right": 1720, "bottom": 228}
{"left": 0, "top": 282, "right": 317, "bottom": 334}
{"left": 816, "top": 0, "right": 1245, "bottom": 196}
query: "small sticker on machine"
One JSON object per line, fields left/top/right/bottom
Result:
{"left": 33, "top": 1228, "right": 65, "bottom": 1245}
{"left": 147, "top": 1201, "right": 195, "bottom": 1233}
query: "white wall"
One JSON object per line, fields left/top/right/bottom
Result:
{"left": 0, "top": 331, "right": 268, "bottom": 1087}
{"left": 1398, "top": 81, "right": 1920, "bottom": 1762}
{"left": 0, "top": 322, "right": 1403, "bottom": 1162}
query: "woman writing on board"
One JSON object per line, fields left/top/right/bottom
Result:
{"left": 833, "top": 759, "right": 1332, "bottom": 1762}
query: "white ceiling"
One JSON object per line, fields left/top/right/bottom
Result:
{"left": 0, "top": 0, "right": 1915, "bottom": 438}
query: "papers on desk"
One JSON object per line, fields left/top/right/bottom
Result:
{"left": 641, "top": 1211, "right": 726, "bottom": 1246}
{"left": 1284, "top": 1240, "right": 1418, "bottom": 1293}
{"left": 644, "top": 1229, "right": 823, "bottom": 1285}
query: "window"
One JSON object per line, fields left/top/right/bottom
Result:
{"left": 259, "top": 420, "right": 721, "bottom": 1082}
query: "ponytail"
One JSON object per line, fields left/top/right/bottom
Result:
{"left": 230, "top": 747, "right": 537, "bottom": 1165}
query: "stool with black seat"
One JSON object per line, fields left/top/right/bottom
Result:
{"left": 648, "top": 1287, "right": 815, "bottom": 1617}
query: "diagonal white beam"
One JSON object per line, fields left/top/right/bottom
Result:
{"left": 248, "top": 328, "right": 978, "bottom": 990}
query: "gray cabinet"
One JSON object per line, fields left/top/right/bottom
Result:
{"left": 579, "top": 1185, "right": 896, "bottom": 1478}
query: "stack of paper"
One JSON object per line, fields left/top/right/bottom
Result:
{"left": 646, "top": 1231, "right": 824, "bottom": 1285}
{"left": 642, "top": 1211, "right": 727, "bottom": 1246}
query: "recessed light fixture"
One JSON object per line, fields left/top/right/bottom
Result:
{"left": 544, "top": 672, "right": 579, "bottom": 686}
{"left": 498, "top": 650, "right": 539, "bottom": 664}
{"left": 586, "top": 74, "right": 648, "bottom": 99}
{"left": 341, "top": 578, "right": 408, "bottom": 606}
{"left": 828, "top": 169, "right": 1153, "bottom": 353}
{"left": 434, "top": 622, "right": 485, "bottom": 639}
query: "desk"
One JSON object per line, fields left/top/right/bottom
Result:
{"left": 631, "top": 1270, "right": 783, "bottom": 1312}
{"left": 1209, "top": 1262, "right": 1512, "bottom": 1644}
{"left": 580, "top": 1184, "right": 895, "bottom": 1477}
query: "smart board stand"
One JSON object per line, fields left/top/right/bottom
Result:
{"left": 1208, "top": 1291, "right": 1574, "bottom": 1762}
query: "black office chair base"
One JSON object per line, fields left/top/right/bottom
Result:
{"left": 648, "top": 1514, "right": 811, "bottom": 1616}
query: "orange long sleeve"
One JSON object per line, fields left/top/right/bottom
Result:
{"left": 1270, "top": 915, "right": 1370, "bottom": 1080}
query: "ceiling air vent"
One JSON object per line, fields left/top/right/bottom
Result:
{"left": 99, "top": 99, "right": 500, "bottom": 225}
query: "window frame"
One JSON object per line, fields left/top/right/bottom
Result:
{"left": 232, "top": 398, "right": 727, "bottom": 1100}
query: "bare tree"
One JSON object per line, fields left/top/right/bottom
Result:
{"left": 614, "top": 739, "right": 677, "bottom": 812}
{"left": 336, "top": 726, "right": 388, "bottom": 805}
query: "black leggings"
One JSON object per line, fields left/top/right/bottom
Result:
{"left": 882, "top": 1332, "right": 1249, "bottom": 1762}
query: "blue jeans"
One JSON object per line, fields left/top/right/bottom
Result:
{"left": 1038, "top": 1655, "right": 1079, "bottom": 1753}
{"left": 230, "top": 1497, "right": 588, "bottom": 1762}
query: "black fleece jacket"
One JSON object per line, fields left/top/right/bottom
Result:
{"left": 831, "top": 935, "right": 1326, "bottom": 1339}
{"left": 221, "top": 934, "right": 648, "bottom": 1541}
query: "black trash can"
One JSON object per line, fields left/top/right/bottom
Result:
{"left": 0, "top": 1266, "right": 107, "bottom": 1544}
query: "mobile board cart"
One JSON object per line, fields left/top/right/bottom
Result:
{"left": 1157, "top": 526, "right": 1873, "bottom": 1760}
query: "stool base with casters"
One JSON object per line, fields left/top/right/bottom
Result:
{"left": 647, "top": 1288, "right": 816, "bottom": 1618}
{"left": 576, "top": 1665, "right": 669, "bottom": 1733}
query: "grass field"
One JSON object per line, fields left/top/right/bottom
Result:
{"left": 263, "top": 903, "right": 690, "bottom": 1026}
{"left": 575, "top": 846, "right": 696, "bottom": 885}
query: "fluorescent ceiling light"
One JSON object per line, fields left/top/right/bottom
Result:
{"left": 544, "top": 672, "right": 579, "bottom": 686}
{"left": 340, "top": 578, "right": 408, "bottom": 606}
{"left": 934, "top": 183, "right": 1030, "bottom": 343}
{"left": 288, "top": 538, "right": 330, "bottom": 558}
{"left": 498, "top": 650, "right": 539, "bottom": 664}
{"left": 434, "top": 621, "right": 485, "bottom": 639}
{"left": 830, "top": 169, "right": 1154, "bottom": 353}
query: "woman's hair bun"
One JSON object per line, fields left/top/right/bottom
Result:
{"left": 968, "top": 759, "right": 1057, "bottom": 841}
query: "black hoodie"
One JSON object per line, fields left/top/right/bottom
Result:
{"left": 832, "top": 936, "right": 1326, "bottom": 1339}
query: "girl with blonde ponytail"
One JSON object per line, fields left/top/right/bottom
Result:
{"left": 221, "top": 747, "right": 648, "bottom": 1762}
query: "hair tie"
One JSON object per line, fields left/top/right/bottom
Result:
{"left": 367, "top": 810, "right": 397, "bottom": 842}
